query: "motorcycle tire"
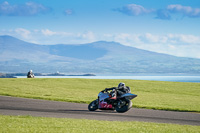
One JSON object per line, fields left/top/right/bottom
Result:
{"left": 115, "top": 100, "right": 132, "bottom": 113}
{"left": 88, "top": 100, "right": 98, "bottom": 111}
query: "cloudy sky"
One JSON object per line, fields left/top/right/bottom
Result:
{"left": 0, "top": 0, "right": 200, "bottom": 58}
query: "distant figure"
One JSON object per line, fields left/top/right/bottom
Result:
{"left": 27, "top": 70, "right": 34, "bottom": 78}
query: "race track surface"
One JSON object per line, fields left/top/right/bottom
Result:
{"left": 0, "top": 96, "right": 199, "bottom": 126}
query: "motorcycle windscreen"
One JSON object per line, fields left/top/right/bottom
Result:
{"left": 98, "top": 92, "right": 110, "bottom": 101}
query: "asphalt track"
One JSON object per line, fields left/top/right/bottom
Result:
{"left": 0, "top": 96, "right": 199, "bottom": 126}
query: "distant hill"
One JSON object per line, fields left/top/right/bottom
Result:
{"left": 0, "top": 35, "right": 200, "bottom": 74}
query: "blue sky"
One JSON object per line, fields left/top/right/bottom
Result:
{"left": 0, "top": 0, "right": 200, "bottom": 58}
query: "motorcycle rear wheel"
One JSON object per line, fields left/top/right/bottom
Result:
{"left": 115, "top": 100, "right": 132, "bottom": 113}
{"left": 88, "top": 100, "right": 98, "bottom": 111}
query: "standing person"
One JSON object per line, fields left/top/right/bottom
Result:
{"left": 27, "top": 70, "right": 34, "bottom": 78}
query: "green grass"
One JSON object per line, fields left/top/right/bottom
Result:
{"left": 0, "top": 115, "right": 199, "bottom": 133}
{"left": 0, "top": 78, "right": 200, "bottom": 112}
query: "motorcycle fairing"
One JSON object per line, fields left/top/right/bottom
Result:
{"left": 98, "top": 92, "right": 113, "bottom": 109}
{"left": 98, "top": 101, "right": 113, "bottom": 109}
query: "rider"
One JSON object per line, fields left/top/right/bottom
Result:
{"left": 117, "top": 82, "right": 131, "bottom": 96}
{"left": 105, "top": 82, "right": 131, "bottom": 97}
{"left": 27, "top": 70, "right": 35, "bottom": 78}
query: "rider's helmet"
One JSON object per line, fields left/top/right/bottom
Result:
{"left": 118, "top": 82, "right": 125, "bottom": 89}
{"left": 30, "top": 70, "right": 32, "bottom": 73}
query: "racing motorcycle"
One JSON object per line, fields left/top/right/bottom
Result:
{"left": 88, "top": 88, "right": 137, "bottom": 113}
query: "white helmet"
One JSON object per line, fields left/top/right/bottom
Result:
{"left": 30, "top": 70, "right": 32, "bottom": 72}
{"left": 118, "top": 82, "right": 125, "bottom": 88}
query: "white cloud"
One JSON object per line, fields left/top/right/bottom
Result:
{"left": 64, "top": 9, "right": 73, "bottom": 15}
{"left": 102, "top": 33, "right": 200, "bottom": 48}
{"left": 1, "top": 28, "right": 98, "bottom": 44}
{"left": 113, "top": 33, "right": 142, "bottom": 46}
{"left": 143, "top": 33, "right": 168, "bottom": 43}
{"left": 114, "top": 4, "right": 154, "bottom": 16}
{"left": 115, "top": 4, "right": 200, "bottom": 19}
{"left": 156, "top": 4, "right": 200, "bottom": 19}
{"left": 41, "top": 29, "right": 75, "bottom": 37}
{"left": 79, "top": 31, "right": 96, "bottom": 41}
{"left": 167, "top": 34, "right": 200, "bottom": 44}
{"left": 180, "top": 35, "right": 200, "bottom": 44}
{"left": 102, "top": 33, "right": 200, "bottom": 58}
{"left": 167, "top": 4, "right": 200, "bottom": 18}
{"left": 15, "top": 28, "right": 31, "bottom": 39}
{"left": 41, "top": 29, "right": 56, "bottom": 36}
{"left": 156, "top": 9, "right": 171, "bottom": 20}
{"left": 2, "top": 28, "right": 200, "bottom": 46}
{"left": 0, "top": 1, "right": 50, "bottom": 16}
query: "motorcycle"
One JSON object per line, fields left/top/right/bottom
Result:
{"left": 88, "top": 88, "right": 137, "bottom": 113}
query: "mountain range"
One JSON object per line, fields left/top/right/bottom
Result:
{"left": 0, "top": 35, "right": 200, "bottom": 74}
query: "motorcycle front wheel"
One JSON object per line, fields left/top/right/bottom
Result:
{"left": 115, "top": 100, "right": 132, "bottom": 113}
{"left": 88, "top": 99, "right": 98, "bottom": 111}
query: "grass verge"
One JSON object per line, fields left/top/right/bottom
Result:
{"left": 0, "top": 115, "right": 199, "bottom": 133}
{"left": 0, "top": 78, "right": 199, "bottom": 112}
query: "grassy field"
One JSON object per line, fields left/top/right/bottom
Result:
{"left": 0, "top": 78, "right": 199, "bottom": 112}
{"left": 0, "top": 115, "right": 199, "bottom": 133}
